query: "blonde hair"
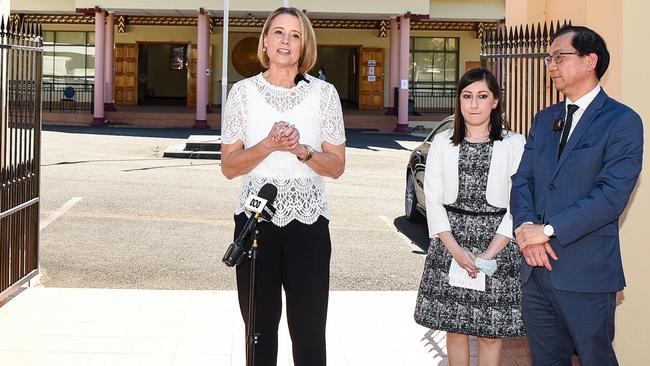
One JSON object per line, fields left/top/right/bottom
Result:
{"left": 257, "top": 7, "right": 318, "bottom": 74}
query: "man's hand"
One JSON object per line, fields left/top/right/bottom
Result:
{"left": 515, "top": 223, "right": 550, "bottom": 249}
{"left": 522, "top": 242, "right": 558, "bottom": 271}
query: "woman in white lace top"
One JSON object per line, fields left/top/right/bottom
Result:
{"left": 220, "top": 7, "right": 345, "bottom": 366}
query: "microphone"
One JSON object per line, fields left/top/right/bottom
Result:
{"left": 293, "top": 73, "right": 310, "bottom": 85}
{"left": 222, "top": 183, "right": 278, "bottom": 267}
{"left": 552, "top": 117, "right": 565, "bottom": 132}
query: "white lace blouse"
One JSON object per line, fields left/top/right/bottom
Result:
{"left": 221, "top": 73, "right": 346, "bottom": 227}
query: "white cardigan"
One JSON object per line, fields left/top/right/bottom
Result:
{"left": 424, "top": 129, "right": 525, "bottom": 239}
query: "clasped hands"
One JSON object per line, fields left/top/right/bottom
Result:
{"left": 514, "top": 224, "right": 559, "bottom": 271}
{"left": 451, "top": 248, "right": 492, "bottom": 279}
{"left": 267, "top": 121, "right": 303, "bottom": 156}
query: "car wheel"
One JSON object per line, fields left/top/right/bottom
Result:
{"left": 405, "top": 172, "right": 422, "bottom": 221}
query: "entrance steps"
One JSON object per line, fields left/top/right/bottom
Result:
{"left": 163, "top": 135, "right": 221, "bottom": 159}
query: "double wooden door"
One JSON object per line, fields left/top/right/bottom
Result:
{"left": 114, "top": 43, "right": 211, "bottom": 107}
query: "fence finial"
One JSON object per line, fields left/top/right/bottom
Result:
{"left": 549, "top": 20, "right": 555, "bottom": 39}
{"left": 508, "top": 26, "right": 514, "bottom": 48}
{"left": 524, "top": 24, "right": 530, "bottom": 49}
{"left": 19, "top": 19, "right": 26, "bottom": 37}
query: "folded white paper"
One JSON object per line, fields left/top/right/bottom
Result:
{"left": 448, "top": 258, "right": 486, "bottom": 291}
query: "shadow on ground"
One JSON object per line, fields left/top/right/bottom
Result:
{"left": 393, "top": 216, "right": 430, "bottom": 254}
{"left": 44, "top": 124, "right": 221, "bottom": 139}
{"left": 44, "top": 125, "right": 424, "bottom": 152}
{"left": 345, "top": 129, "right": 424, "bottom": 151}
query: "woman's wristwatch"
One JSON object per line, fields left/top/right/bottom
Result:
{"left": 297, "top": 144, "right": 314, "bottom": 163}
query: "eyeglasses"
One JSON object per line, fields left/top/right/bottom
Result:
{"left": 543, "top": 52, "right": 582, "bottom": 66}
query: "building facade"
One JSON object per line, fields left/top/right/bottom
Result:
{"left": 11, "top": 0, "right": 504, "bottom": 129}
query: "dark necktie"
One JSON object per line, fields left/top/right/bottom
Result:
{"left": 558, "top": 104, "right": 580, "bottom": 159}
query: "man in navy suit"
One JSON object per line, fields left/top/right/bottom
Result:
{"left": 511, "top": 25, "right": 643, "bottom": 365}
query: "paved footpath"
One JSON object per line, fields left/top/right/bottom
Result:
{"left": 0, "top": 288, "right": 532, "bottom": 366}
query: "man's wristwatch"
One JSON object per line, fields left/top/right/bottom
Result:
{"left": 543, "top": 224, "right": 555, "bottom": 238}
{"left": 297, "top": 144, "right": 314, "bottom": 163}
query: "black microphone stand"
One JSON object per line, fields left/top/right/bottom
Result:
{"left": 246, "top": 229, "right": 260, "bottom": 366}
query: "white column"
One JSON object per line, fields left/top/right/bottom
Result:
{"left": 221, "top": 0, "right": 229, "bottom": 111}
{"left": 104, "top": 12, "right": 115, "bottom": 111}
{"left": 92, "top": 9, "right": 106, "bottom": 126}
{"left": 194, "top": 10, "right": 209, "bottom": 129}
{"left": 396, "top": 14, "right": 410, "bottom": 132}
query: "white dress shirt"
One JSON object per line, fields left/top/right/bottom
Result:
{"left": 565, "top": 84, "right": 601, "bottom": 139}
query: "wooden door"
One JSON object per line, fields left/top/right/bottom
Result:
{"left": 114, "top": 44, "right": 138, "bottom": 106}
{"left": 186, "top": 45, "right": 212, "bottom": 107}
{"left": 358, "top": 48, "right": 384, "bottom": 110}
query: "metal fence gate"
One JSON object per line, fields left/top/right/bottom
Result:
{"left": 480, "top": 20, "right": 570, "bottom": 135}
{"left": 0, "top": 18, "right": 43, "bottom": 301}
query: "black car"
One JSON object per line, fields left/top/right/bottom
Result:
{"left": 405, "top": 115, "right": 455, "bottom": 221}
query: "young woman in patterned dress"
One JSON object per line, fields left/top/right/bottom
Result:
{"left": 415, "top": 68, "right": 526, "bottom": 365}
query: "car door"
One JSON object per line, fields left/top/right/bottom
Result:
{"left": 414, "top": 117, "right": 454, "bottom": 210}
{"left": 413, "top": 132, "right": 434, "bottom": 208}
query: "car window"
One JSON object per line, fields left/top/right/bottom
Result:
{"left": 424, "top": 130, "right": 436, "bottom": 143}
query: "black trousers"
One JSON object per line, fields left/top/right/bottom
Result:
{"left": 234, "top": 213, "right": 331, "bottom": 366}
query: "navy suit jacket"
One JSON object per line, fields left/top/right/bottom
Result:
{"left": 511, "top": 89, "right": 643, "bottom": 292}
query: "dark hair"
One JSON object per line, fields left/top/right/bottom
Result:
{"left": 552, "top": 25, "right": 609, "bottom": 79}
{"left": 451, "top": 68, "right": 509, "bottom": 146}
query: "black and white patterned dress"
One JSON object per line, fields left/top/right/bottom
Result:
{"left": 414, "top": 139, "right": 525, "bottom": 338}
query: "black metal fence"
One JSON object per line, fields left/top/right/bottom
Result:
{"left": 480, "top": 20, "right": 570, "bottom": 135}
{"left": 0, "top": 17, "right": 43, "bottom": 301}
{"left": 409, "top": 88, "right": 456, "bottom": 114}
{"left": 42, "top": 82, "right": 93, "bottom": 112}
